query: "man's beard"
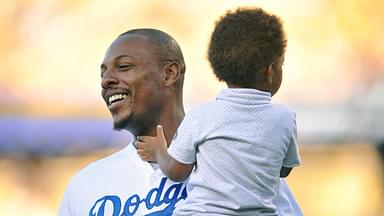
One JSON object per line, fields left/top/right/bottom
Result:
{"left": 112, "top": 104, "right": 162, "bottom": 135}
{"left": 111, "top": 108, "right": 134, "bottom": 131}
{"left": 113, "top": 117, "right": 128, "bottom": 131}
{"left": 112, "top": 115, "right": 144, "bottom": 136}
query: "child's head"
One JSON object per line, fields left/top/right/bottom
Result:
{"left": 208, "top": 7, "right": 287, "bottom": 96}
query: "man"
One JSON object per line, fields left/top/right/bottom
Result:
{"left": 58, "top": 28, "right": 302, "bottom": 215}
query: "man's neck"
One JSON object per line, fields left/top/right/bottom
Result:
{"left": 161, "top": 107, "right": 185, "bottom": 145}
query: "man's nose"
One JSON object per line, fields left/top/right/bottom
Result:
{"left": 101, "top": 70, "right": 118, "bottom": 89}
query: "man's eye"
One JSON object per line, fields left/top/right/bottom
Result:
{"left": 119, "top": 64, "right": 131, "bottom": 71}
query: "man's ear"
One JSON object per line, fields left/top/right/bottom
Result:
{"left": 163, "top": 62, "right": 181, "bottom": 86}
{"left": 265, "top": 64, "right": 274, "bottom": 84}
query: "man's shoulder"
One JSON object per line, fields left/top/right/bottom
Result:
{"left": 68, "top": 144, "right": 145, "bottom": 188}
{"left": 60, "top": 144, "right": 189, "bottom": 215}
{"left": 62, "top": 144, "right": 152, "bottom": 200}
{"left": 75, "top": 146, "right": 127, "bottom": 177}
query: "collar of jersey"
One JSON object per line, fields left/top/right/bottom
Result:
{"left": 217, "top": 88, "right": 271, "bottom": 105}
{"left": 127, "top": 142, "right": 159, "bottom": 173}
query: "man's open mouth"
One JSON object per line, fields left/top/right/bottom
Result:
{"left": 108, "top": 93, "right": 128, "bottom": 106}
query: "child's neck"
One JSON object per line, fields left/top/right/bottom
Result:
{"left": 226, "top": 83, "right": 271, "bottom": 94}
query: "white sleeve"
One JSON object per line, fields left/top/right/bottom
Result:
{"left": 283, "top": 115, "right": 301, "bottom": 167}
{"left": 274, "top": 178, "right": 303, "bottom": 216}
{"left": 57, "top": 180, "right": 75, "bottom": 216}
{"left": 168, "top": 113, "right": 200, "bottom": 164}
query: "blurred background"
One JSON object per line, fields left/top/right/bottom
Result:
{"left": 0, "top": 0, "right": 383, "bottom": 215}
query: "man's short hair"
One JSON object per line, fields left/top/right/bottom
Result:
{"left": 120, "top": 28, "right": 186, "bottom": 74}
{"left": 208, "top": 8, "right": 287, "bottom": 87}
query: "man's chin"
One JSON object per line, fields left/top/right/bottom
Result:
{"left": 112, "top": 118, "right": 139, "bottom": 135}
{"left": 113, "top": 121, "right": 126, "bottom": 130}
{"left": 112, "top": 117, "right": 129, "bottom": 130}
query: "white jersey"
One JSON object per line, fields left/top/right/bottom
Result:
{"left": 58, "top": 143, "right": 302, "bottom": 216}
{"left": 58, "top": 143, "right": 188, "bottom": 216}
{"left": 168, "top": 88, "right": 301, "bottom": 215}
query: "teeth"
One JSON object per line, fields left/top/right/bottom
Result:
{"left": 108, "top": 94, "right": 127, "bottom": 105}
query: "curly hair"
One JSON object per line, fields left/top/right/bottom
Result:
{"left": 208, "top": 7, "right": 286, "bottom": 87}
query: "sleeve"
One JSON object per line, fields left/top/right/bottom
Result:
{"left": 57, "top": 172, "right": 85, "bottom": 216}
{"left": 57, "top": 180, "right": 75, "bottom": 216}
{"left": 282, "top": 114, "right": 301, "bottom": 168}
{"left": 167, "top": 112, "right": 200, "bottom": 164}
{"left": 274, "top": 178, "right": 303, "bottom": 216}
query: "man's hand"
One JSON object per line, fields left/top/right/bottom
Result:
{"left": 136, "top": 125, "right": 168, "bottom": 162}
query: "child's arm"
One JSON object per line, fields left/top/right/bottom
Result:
{"left": 280, "top": 167, "right": 292, "bottom": 178}
{"left": 136, "top": 125, "right": 194, "bottom": 182}
{"left": 280, "top": 114, "right": 300, "bottom": 178}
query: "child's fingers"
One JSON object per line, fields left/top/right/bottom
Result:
{"left": 137, "top": 150, "right": 150, "bottom": 161}
{"left": 136, "top": 135, "right": 155, "bottom": 141}
{"left": 134, "top": 140, "right": 140, "bottom": 149}
{"left": 137, "top": 149, "right": 147, "bottom": 157}
{"left": 135, "top": 141, "right": 145, "bottom": 149}
{"left": 136, "top": 136, "right": 144, "bottom": 141}
{"left": 136, "top": 149, "right": 144, "bottom": 158}
{"left": 137, "top": 148, "right": 142, "bottom": 154}
{"left": 156, "top": 125, "right": 166, "bottom": 140}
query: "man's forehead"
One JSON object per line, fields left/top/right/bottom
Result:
{"left": 103, "top": 34, "right": 153, "bottom": 61}
{"left": 120, "top": 33, "right": 150, "bottom": 42}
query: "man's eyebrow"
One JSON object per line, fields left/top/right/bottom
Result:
{"left": 115, "top": 54, "right": 135, "bottom": 60}
{"left": 100, "top": 55, "right": 136, "bottom": 68}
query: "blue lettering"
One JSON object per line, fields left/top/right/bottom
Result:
{"left": 145, "top": 204, "right": 175, "bottom": 216}
{"left": 145, "top": 177, "right": 166, "bottom": 209}
{"left": 89, "top": 195, "right": 121, "bottom": 216}
{"left": 89, "top": 177, "right": 188, "bottom": 215}
{"left": 122, "top": 194, "right": 141, "bottom": 216}
{"left": 180, "top": 186, "right": 187, "bottom": 201}
{"left": 163, "top": 183, "right": 182, "bottom": 205}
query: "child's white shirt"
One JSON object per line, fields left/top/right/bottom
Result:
{"left": 168, "top": 88, "right": 301, "bottom": 215}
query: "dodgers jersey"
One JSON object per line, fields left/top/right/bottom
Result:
{"left": 58, "top": 143, "right": 302, "bottom": 215}
{"left": 58, "top": 143, "right": 188, "bottom": 216}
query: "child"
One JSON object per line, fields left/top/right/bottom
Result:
{"left": 136, "top": 7, "right": 301, "bottom": 216}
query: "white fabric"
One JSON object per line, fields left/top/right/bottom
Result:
{"left": 168, "top": 88, "right": 301, "bottom": 215}
{"left": 58, "top": 143, "right": 188, "bottom": 216}
{"left": 58, "top": 145, "right": 302, "bottom": 215}
{"left": 274, "top": 179, "right": 303, "bottom": 216}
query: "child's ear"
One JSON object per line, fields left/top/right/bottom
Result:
{"left": 265, "top": 64, "right": 274, "bottom": 84}
{"left": 163, "top": 62, "right": 181, "bottom": 86}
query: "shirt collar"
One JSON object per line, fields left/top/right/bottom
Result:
{"left": 216, "top": 88, "right": 271, "bottom": 105}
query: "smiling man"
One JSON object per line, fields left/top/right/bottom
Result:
{"left": 59, "top": 29, "right": 187, "bottom": 216}
{"left": 100, "top": 32, "right": 172, "bottom": 135}
{"left": 58, "top": 28, "right": 302, "bottom": 216}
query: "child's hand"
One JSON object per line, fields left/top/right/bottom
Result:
{"left": 136, "top": 125, "right": 168, "bottom": 162}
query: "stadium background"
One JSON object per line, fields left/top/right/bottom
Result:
{"left": 0, "top": 0, "right": 383, "bottom": 215}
